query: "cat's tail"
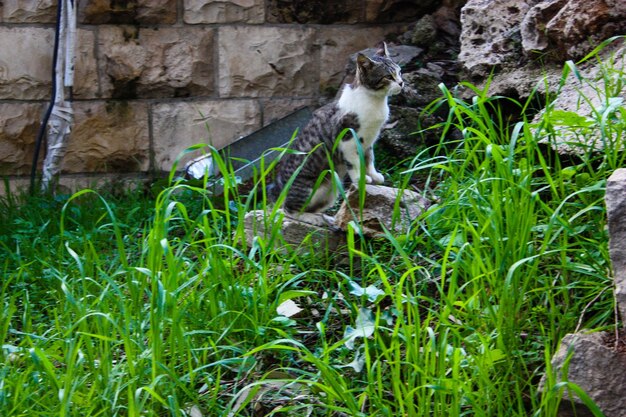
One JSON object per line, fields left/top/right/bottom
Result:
{"left": 265, "top": 182, "right": 279, "bottom": 202}
{"left": 258, "top": 181, "right": 282, "bottom": 204}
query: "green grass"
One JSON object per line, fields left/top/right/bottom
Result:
{"left": 1, "top": 41, "right": 624, "bottom": 416}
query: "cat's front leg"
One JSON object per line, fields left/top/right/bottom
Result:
{"left": 365, "top": 147, "right": 384, "bottom": 184}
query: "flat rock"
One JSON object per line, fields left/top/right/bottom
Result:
{"left": 335, "top": 184, "right": 431, "bottom": 237}
{"left": 244, "top": 209, "right": 346, "bottom": 253}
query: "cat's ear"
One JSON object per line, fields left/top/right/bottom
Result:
{"left": 375, "top": 42, "right": 390, "bottom": 58}
{"left": 356, "top": 53, "right": 373, "bottom": 70}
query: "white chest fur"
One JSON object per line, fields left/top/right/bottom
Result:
{"left": 337, "top": 85, "right": 389, "bottom": 147}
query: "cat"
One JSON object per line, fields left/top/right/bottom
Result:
{"left": 267, "top": 43, "right": 403, "bottom": 226}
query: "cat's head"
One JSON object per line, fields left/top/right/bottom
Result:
{"left": 355, "top": 43, "right": 403, "bottom": 96}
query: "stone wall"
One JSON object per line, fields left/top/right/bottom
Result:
{"left": 0, "top": 0, "right": 421, "bottom": 193}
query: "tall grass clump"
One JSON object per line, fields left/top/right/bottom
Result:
{"left": 1, "top": 39, "right": 624, "bottom": 416}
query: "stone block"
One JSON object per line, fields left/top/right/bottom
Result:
{"left": 98, "top": 26, "right": 214, "bottom": 99}
{"left": 335, "top": 184, "right": 431, "bottom": 237}
{"left": 0, "top": 27, "right": 54, "bottom": 100}
{"left": 62, "top": 101, "right": 150, "bottom": 173}
{"left": 73, "top": 29, "right": 100, "bottom": 99}
{"left": 0, "top": 103, "right": 45, "bottom": 176}
{"left": 79, "top": 0, "right": 177, "bottom": 25}
{"left": 3, "top": 0, "right": 56, "bottom": 23}
{"left": 607, "top": 168, "right": 626, "bottom": 328}
{"left": 260, "top": 98, "right": 316, "bottom": 126}
{"left": 218, "top": 26, "right": 317, "bottom": 97}
{"left": 0, "top": 178, "right": 30, "bottom": 197}
{"left": 184, "top": 0, "right": 264, "bottom": 24}
{"left": 151, "top": 100, "right": 261, "bottom": 172}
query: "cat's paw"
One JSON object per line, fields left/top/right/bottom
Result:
{"left": 370, "top": 171, "right": 385, "bottom": 184}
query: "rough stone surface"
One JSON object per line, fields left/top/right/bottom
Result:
{"left": 520, "top": 0, "right": 566, "bottom": 54}
{"left": 184, "top": 0, "right": 264, "bottom": 23}
{"left": 459, "top": 0, "right": 537, "bottom": 76}
{"left": 3, "top": 0, "right": 56, "bottom": 23}
{"left": 0, "top": 27, "right": 54, "bottom": 100}
{"left": 543, "top": 332, "right": 626, "bottom": 417}
{"left": 335, "top": 185, "right": 431, "bottom": 237}
{"left": 79, "top": 0, "right": 177, "bottom": 25}
{"left": 606, "top": 168, "right": 626, "bottom": 328}
{"left": 218, "top": 26, "right": 316, "bottom": 97}
{"left": 98, "top": 26, "right": 214, "bottom": 99}
{"left": 522, "top": 0, "right": 626, "bottom": 60}
{"left": 0, "top": 103, "right": 45, "bottom": 176}
{"left": 151, "top": 100, "right": 261, "bottom": 172}
{"left": 62, "top": 101, "right": 150, "bottom": 173}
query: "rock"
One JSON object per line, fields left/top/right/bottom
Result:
{"left": 522, "top": 0, "right": 626, "bottom": 60}
{"left": 218, "top": 26, "right": 317, "bottom": 97}
{"left": 458, "top": 0, "right": 536, "bottom": 76}
{"left": 410, "top": 14, "right": 438, "bottom": 46}
{"left": 79, "top": 0, "right": 177, "bottom": 25}
{"left": 243, "top": 209, "right": 346, "bottom": 252}
{"left": 151, "top": 100, "right": 261, "bottom": 172}
{"left": 0, "top": 103, "right": 45, "bottom": 176}
{"left": 606, "top": 168, "right": 626, "bottom": 329}
{"left": 98, "top": 26, "right": 215, "bottom": 99}
{"left": 379, "top": 106, "right": 443, "bottom": 158}
{"left": 542, "top": 332, "right": 626, "bottom": 417}
{"left": 520, "top": 0, "right": 566, "bottom": 54}
{"left": 335, "top": 184, "right": 431, "bottom": 237}
{"left": 3, "top": 0, "right": 56, "bottom": 23}
{"left": 184, "top": 0, "right": 264, "bottom": 24}
{"left": 62, "top": 101, "right": 150, "bottom": 173}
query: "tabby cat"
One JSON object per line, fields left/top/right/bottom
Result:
{"left": 268, "top": 43, "right": 403, "bottom": 226}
